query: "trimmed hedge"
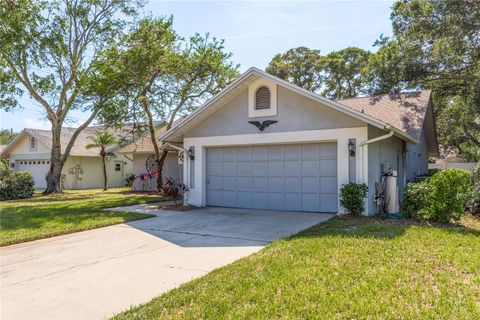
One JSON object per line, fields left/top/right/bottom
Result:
{"left": 0, "top": 169, "right": 36, "bottom": 200}
{"left": 402, "top": 169, "right": 471, "bottom": 222}
{"left": 466, "top": 165, "right": 480, "bottom": 215}
{"left": 340, "top": 182, "right": 368, "bottom": 215}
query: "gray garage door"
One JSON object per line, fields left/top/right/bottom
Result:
{"left": 206, "top": 143, "right": 338, "bottom": 212}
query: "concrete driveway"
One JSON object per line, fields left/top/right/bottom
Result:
{"left": 1, "top": 205, "right": 333, "bottom": 320}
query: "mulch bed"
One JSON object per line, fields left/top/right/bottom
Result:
{"left": 159, "top": 204, "right": 197, "bottom": 211}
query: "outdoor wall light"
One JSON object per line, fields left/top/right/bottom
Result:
{"left": 188, "top": 146, "right": 195, "bottom": 161}
{"left": 348, "top": 140, "right": 356, "bottom": 157}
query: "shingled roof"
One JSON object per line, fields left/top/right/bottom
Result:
{"left": 337, "top": 90, "right": 432, "bottom": 142}
{"left": 117, "top": 124, "right": 169, "bottom": 154}
{"left": 1, "top": 125, "right": 133, "bottom": 158}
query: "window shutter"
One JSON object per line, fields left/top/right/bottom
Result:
{"left": 255, "top": 86, "right": 271, "bottom": 110}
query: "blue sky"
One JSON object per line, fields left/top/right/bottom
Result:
{"left": 0, "top": 0, "right": 394, "bottom": 132}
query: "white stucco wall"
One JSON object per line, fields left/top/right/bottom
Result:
{"left": 63, "top": 154, "right": 132, "bottom": 189}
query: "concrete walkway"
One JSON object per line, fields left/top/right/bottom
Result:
{"left": 1, "top": 206, "right": 333, "bottom": 320}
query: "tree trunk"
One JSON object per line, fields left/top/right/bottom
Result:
{"left": 44, "top": 125, "right": 64, "bottom": 194}
{"left": 102, "top": 155, "right": 108, "bottom": 191}
{"left": 155, "top": 150, "right": 168, "bottom": 192}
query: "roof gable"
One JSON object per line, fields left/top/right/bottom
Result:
{"left": 159, "top": 67, "right": 420, "bottom": 143}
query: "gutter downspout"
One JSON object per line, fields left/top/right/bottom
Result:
{"left": 359, "top": 130, "right": 394, "bottom": 147}
{"left": 359, "top": 130, "right": 394, "bottom": 181}
{"left": 359, "top": 129, "right": 394, "bottom": 214}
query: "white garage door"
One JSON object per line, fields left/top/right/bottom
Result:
{"left": 206, "top": 143, "right": 338, "bottom": 212}
{"left": 16, "top": 160, "right": 50, "bottom": 189}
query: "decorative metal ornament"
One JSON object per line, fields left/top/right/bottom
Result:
{"left": 248, "top": 120, "right": 278, "bottom": 132}
{"left": 145, "top": 154, "right": 155, "bottom": 173}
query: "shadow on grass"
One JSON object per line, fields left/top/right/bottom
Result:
{"left": 290, "top": 215, "right": 480, "bottom": 241}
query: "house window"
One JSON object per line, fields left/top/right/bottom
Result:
{"left": 115, "top": 163, "right": 121, "bottom": 172}
{"left": 255, "top": 86, "right": 271, "bottom": 110}
{"left": 30, "top": 137, "right": 37, "bottom": 150}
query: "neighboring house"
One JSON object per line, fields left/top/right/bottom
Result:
{"left": 118, "top": 125, "right": 183, "bottom": 191}
{"left": 0, "top": 127, "right": 133, "bottom": 189}
{"left": 156, "top": 67, "right": 438, "bottom": 214}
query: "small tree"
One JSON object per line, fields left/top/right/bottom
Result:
{"left": 86, "top": 131, "right": 118, "bottom": 191}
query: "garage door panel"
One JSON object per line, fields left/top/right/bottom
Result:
{"left": 267, "top": 161, "right": 283, "bottom": 176}
{"left": 319, "top": 143, "right": 337, "bottom": 159}
{"left": 284, "top": 144, "right": 301, "bottom": 160}
{"left": 302, "top": 144, "right": 319, "bottom": 159}
{"left": 223, "top": 162, "right": 236, "bottom": 176}
{"left": 207, "top": 143, "right": 337, "bottom": 212}
{"left": 252, "top": 146, "right": 267, "bottom": 160}
{"left": 302, "top": 160, "right": 319, "bottom": 176}
{"left": 268, "top": 177, "right": 283, "bottom": 192}
{"left": 267, "top": 145, "right": 283, "bottom": 160}
{"left": 207, "top": 161, "right": 223, "bottom": 175}
{"left": 302, "top": 193, "right": 320, "bottom": 211}
{"left": 285, "top": 193, "right": 302, "bottom": 210}
{"left": 320, "top": 194, "right": 338, "bottom": 211}
{"left": 237, "top": 162, "right": 251, "bottom": 176}
{"left": 302, "top": 177, "right": 319, "bottom": 193}
{"left": 223, "top": 147, "right": 237, "bottom": 160}
{"left": 207, "top": 190, "right": 223, "bottom": 206}
{"left": 237, "top": 177, "right": 251, "bottom": 191}
{"left": 252, "top": 177, "right": 267, "bottom": 191}
{"left": 252, "top": 161, "right": 267, "bottom": 176}
{"left": 268, "top": 193, "right": 284, "bottom": 209}
{"left": 285, "top": 177, "right": 301, "bottom": 192}
{"left": 320, "top": 176, "right": 337, "bottom": 193}
{"left": 320, "top": 159, "right": 337, "bottom": 176}
{"left": 237, "top": 147, "right": 252, "bottom": 160}
{"left": 208, "top": 176, "right": 223, "bottom": 190}
{"left": 237, "top": 191, "right": 252, "bottom": 207}
{"left": 252, "top": 192, "right": 267, "bottom": 208}
{"left": 207, "top": 148, "right": 223, "bottom": 161}
{"left": 223, "top": 191, "right": 237, "bottom": 206}
{"left": 284, "top": 160, "right": 300, "bottom": 176}
{"left": 223, "top": 176, "right": 237, "bottom": 191}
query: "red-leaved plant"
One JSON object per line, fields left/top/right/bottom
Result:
{"left": 160, "top": 177, "right": 190, "bottom": 205}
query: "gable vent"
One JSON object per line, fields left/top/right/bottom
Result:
{"left": 255, "top": 86, "right": 271, "bottom": 110}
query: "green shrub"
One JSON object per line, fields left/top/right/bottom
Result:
{"left": 402, "top": 181, "right": 432, "bottom": 220}
{"left": 0, "top": 169, "right": 35, "bottom": 200}
{"left": 340, "top": 183, "right": 368, "bottom": 215}
{"left": 429, "top": 169, "right": 471, "bottom": 222}
{"left": 466, "top": 165, "right": 480, "bottom": 215}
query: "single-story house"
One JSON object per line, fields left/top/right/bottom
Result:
{"left": 155, "top": 67, "right": 438, "bottom": 215}
{"left": 0, "top": 127, "right": 133, "bottom": 189}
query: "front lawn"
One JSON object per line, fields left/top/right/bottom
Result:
{"left": 113, "top": 216, "right": 480, "bottom": 319}
{"left": 0, "top": 188, "right": 163, "bottom": 246}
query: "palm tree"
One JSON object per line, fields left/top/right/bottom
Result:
{"left": 86, "top": 131, "right": 118, "bottom": 191}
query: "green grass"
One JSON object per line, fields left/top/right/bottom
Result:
{"left": 0, "top": 188, "right": 163, "bottom": 246}
{"left": 112, "top": 216, "right": 480, "bottom": 320}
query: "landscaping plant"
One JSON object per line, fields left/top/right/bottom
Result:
{"left": 466, "top": 165, "right": 480, "bottom": 215}
{"left": 0, "top": 169, "right": 35, "bottom": 201}
{"left": 402, "top": 181, "right": 432, "bottom": 220}
{"left": 402, "top": 169, "right": 472, "bottom": 222}
{"left": 160, "top": 177, "right": 189, "bottom": 205}
{"left": 429, "top": 169, "right": 471, "bottom": 222}
{"left": 339, "top": 182, "right": 368, "bottom": 215}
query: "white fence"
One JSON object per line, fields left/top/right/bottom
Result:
{"left": 429, "top": 163, "right": 478, "bottom": 172}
